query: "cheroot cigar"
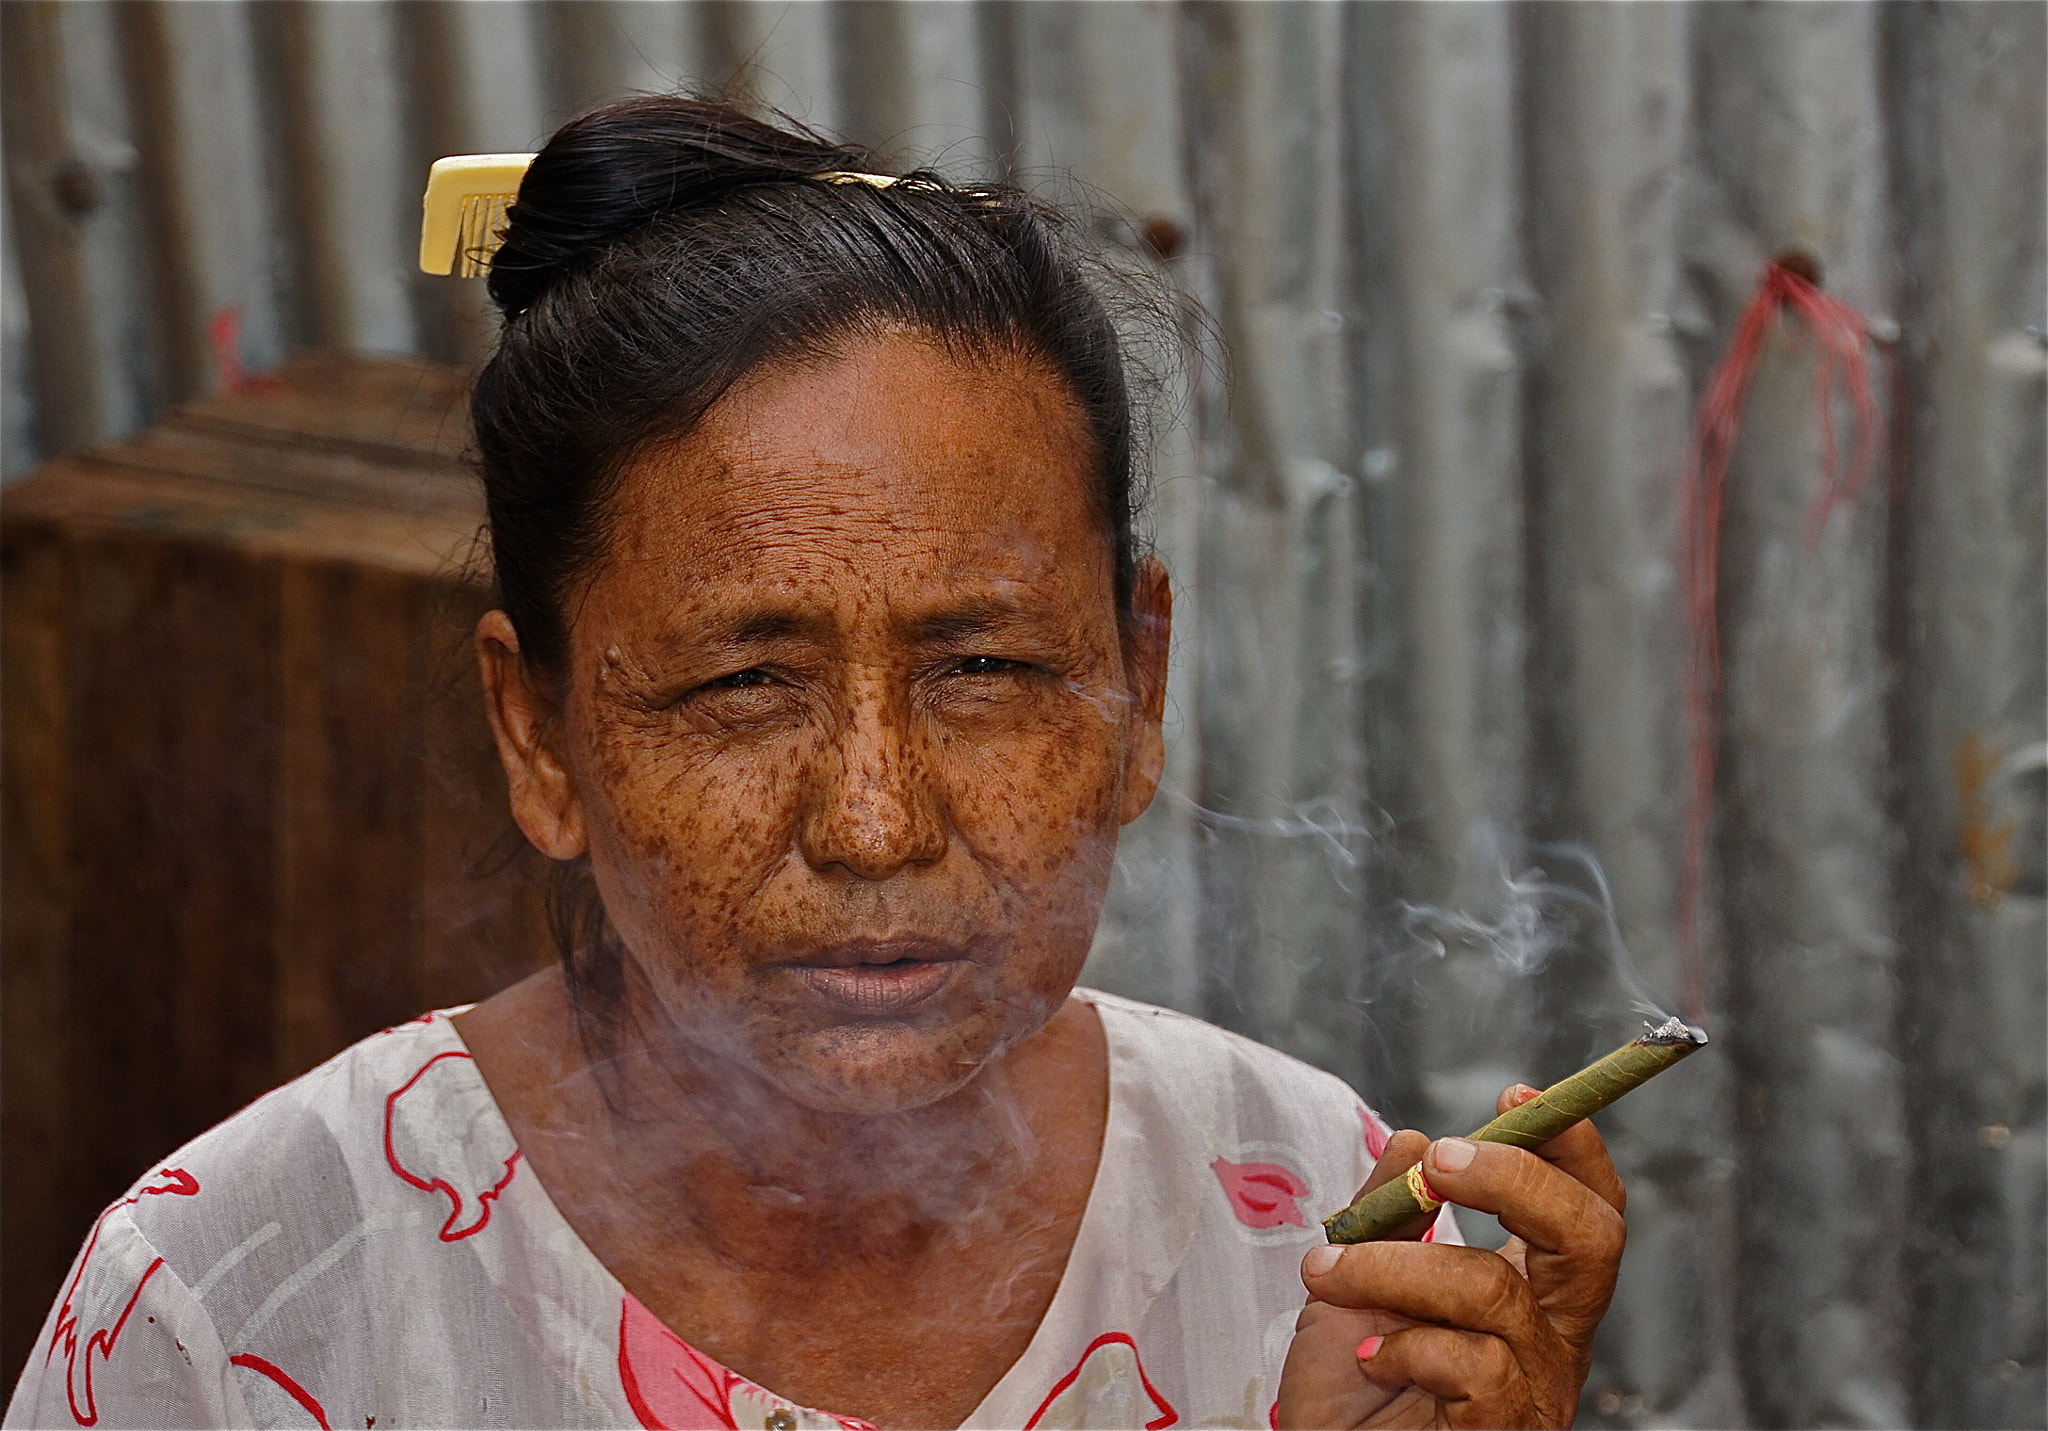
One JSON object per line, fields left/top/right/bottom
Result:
{"left": 1323, "top": 1017, "right": 1708, "bottom": 1244}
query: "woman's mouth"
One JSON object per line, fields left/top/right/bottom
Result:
{"left": 788, "top": 941, "right": 966, "bottom": 1017}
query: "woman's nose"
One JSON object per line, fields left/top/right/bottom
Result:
{"left": 796, "top": 698, "right": 947, "bottom": 880}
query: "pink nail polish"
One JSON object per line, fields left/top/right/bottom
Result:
{"left": 1356, "top": 1335, "right": 1383, "bottom": 1361}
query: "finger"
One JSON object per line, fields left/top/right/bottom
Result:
{"left": 1356, "top": 1324, "right": 1521, "bottom": 1411}
{"left": 1357, "top": 1128, "right": 1430, "bottom": 1196}
{"left": 1419, "top": 1137, "right": 1625, "bottom": 1270}
{"left": 1301, "top": 1240, "right": 1544, "bottom": 1348}
{"left": 1493, "top": 1083, "right": 1625, "bottom": 1216}
{"left": 1495, "top": 1082, "right": 1539, "bottom": 1116}
{"left": 1529, "top": 1118, "right": 1626, "bottom": 1218}
{"left": 1417, "top": 1137, "right": 1624, "bottom": 1337}
{"left": 1293, "top": 1299, "right": 1419, "bottom": 1339}
{"left": 1344, "top": 1129, "right": 1437, "bottom": 1241}
{"left": 1277, "top": 1312, "right": 1412, "bottom": 1430}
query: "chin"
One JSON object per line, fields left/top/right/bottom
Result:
{"left": 762, "top": 1018, "right": 1001, "bottom": 1117}
{"left": 626, "top": 942, "right": 1080, "bottom": 1117}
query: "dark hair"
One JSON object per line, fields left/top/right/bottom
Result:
{"left": 472, "top": 95, "right": 1149, "bottom": 675}
{"left": 468, "top": 97, "right": 1157, "bottom": 1020}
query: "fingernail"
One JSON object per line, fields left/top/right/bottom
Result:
{"left": 1431, "top": 1137, "right": 1477, "bottom": 1173}
{"left": 1509, "top": 1084, "right": 1539, "bottom": 1105}
{"left": 1302, "top": 1244, "right": 1342, "bottom": 1278}
{"left": 1356, "top": 1335, "right": 1383, "bottom": 1362}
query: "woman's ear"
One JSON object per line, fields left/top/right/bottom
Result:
{"left": 1118, "top": 556, "right": 1173, "bottom": 825}
{"left": 476, "top": 610, "right": 589, "bottom": 861}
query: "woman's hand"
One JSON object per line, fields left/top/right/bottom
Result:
{"left": 1276, "top": 1086, "right": 1626, "bottom": 1429}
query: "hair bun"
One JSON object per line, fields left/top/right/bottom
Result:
{"left": 486, "top": 96, "right": 867, "bottom": 318}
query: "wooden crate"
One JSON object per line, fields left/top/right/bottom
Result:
{"left": 1, "top": 351, "right": 551, "bottom": 1383}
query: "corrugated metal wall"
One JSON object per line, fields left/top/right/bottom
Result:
{"left": 3, "top": 3, "right": 2043, "bottom": 1426}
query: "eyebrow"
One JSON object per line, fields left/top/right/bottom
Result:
{"left": 901, "top": 597, "right": 1042, "bottom": 646}
{"left": 674, "top": 596, "right": 1048, "bottom": 654}
{"left": 665, "top": 607, "right": 834, "bottom": 654}
{"left": 722, "top": 608, "right": 827, "bottom": 646}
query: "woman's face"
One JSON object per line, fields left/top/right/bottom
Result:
{"left": 486, "top": 330, "right": 1170, "bottom": 1116}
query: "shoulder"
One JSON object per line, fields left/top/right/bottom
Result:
{"left": 1079, "top": 988, "right": 1370, "bottom": 1124}
{"left": 17, "top": 1010, "right": 620, "bottom": 1429}
{"left": 5, "top": 1199, "right": 248, "bottom": 1429}
{"left": 113, "top": 1011, "right": 481, "bottom": 1288}
{"left": 1076, "top": 988, "right": 1383, "bottom": 1182}
{"left": 0, "top": 1014, "right": 470, "bottom": 1431}
{"left": 1072, "top": 988, "right": 1460, "bottom": 1248}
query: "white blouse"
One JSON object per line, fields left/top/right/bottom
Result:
{"left": 6, "top": 989, "right": 1451, "bottom": 1430}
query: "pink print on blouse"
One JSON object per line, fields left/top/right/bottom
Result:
{"left": 618, "top": 1296, "right": 877, "bottom": 1431}
{"left": 1358, "top": 1106, "right": 1390, "bottom": 1162}
{"left": 229, "top": 1352, "right": 333, "bottom": 1430}
{"left": 1022, "top": 1332, "right": 1178, "bottom": 1431}
{"left": 1208, "top": 1157, "right": 1311, "bottom": 1230}
{"left": 382, "top": 1050, "right": 522, "bottom": 1241}
{"left": 46, "top": 1167, "right": 201, "bottom": 1426}
{"left": 1357, "top": 1106, "right": 1441, "bottom": 1243}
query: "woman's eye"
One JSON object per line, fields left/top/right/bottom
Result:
{"left": 956, "top": 656, "right": 1021, "bottom": 675}
{"left": 675, "top": 667, "right": 800, "bottom": 730}
{"left": 710, "top": 668, "right": 771, "bottom": 688}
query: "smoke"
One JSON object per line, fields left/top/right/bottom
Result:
{"left": 1096, "top": 799, "right": 1685, "bottom": 1102}
{"left": 1397, "top": 830, "right": 1673, "bottom": 1023}
{"left": 1154, "top": 796, "right": 1676, "bottom": 1024}
{"left": 1167, "top": 789, "right": 1384, "bottom": 890}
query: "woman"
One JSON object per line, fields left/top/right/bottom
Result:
{"left": 7, "top": 99, "right": 1624, "bottom": 1431}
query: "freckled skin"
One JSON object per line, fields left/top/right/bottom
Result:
{"left": 456, "top": 332, "right": 1172, "bottom": 1429}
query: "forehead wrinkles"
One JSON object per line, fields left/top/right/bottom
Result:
{"left": 605, "top": 465, "right": 1071, "bottom": 597}
{"left": 580, "top": 332, "right": 1113, "bottom": 635}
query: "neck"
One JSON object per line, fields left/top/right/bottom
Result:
{"left": 569, "top": 984, "right": 1070, "bottom": 1266}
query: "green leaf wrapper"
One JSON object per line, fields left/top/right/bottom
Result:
{"left": 1322, "top": 1018, "right": 1707, "bottom": 1245}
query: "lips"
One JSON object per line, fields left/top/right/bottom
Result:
{"left": 787, "top": 939, "right": 967, "bottom": 1017}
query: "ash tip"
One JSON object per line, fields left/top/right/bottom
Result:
{"left": 1639, "top": 1015, "right": 1709, "bottom": 1047}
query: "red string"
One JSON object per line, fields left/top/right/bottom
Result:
{"left": 207, "top": 306, "right": 283, "bottom": 396}
{"left": 1675, "top": 256, "right": 1882, "bottom": 1021}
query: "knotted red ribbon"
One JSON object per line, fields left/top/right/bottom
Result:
{"left": 207, "top": 306, "right": 283, "bottom": 396}
{"left": 1676, "top": 254, "right": 1884, "bottom": 1019}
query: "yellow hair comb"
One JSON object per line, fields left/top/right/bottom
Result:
{"left": 419, "top": 153, "right": 899, "bottom": 278}
{"left": 419, "top": 153, "right": 537, "bottom": 276}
